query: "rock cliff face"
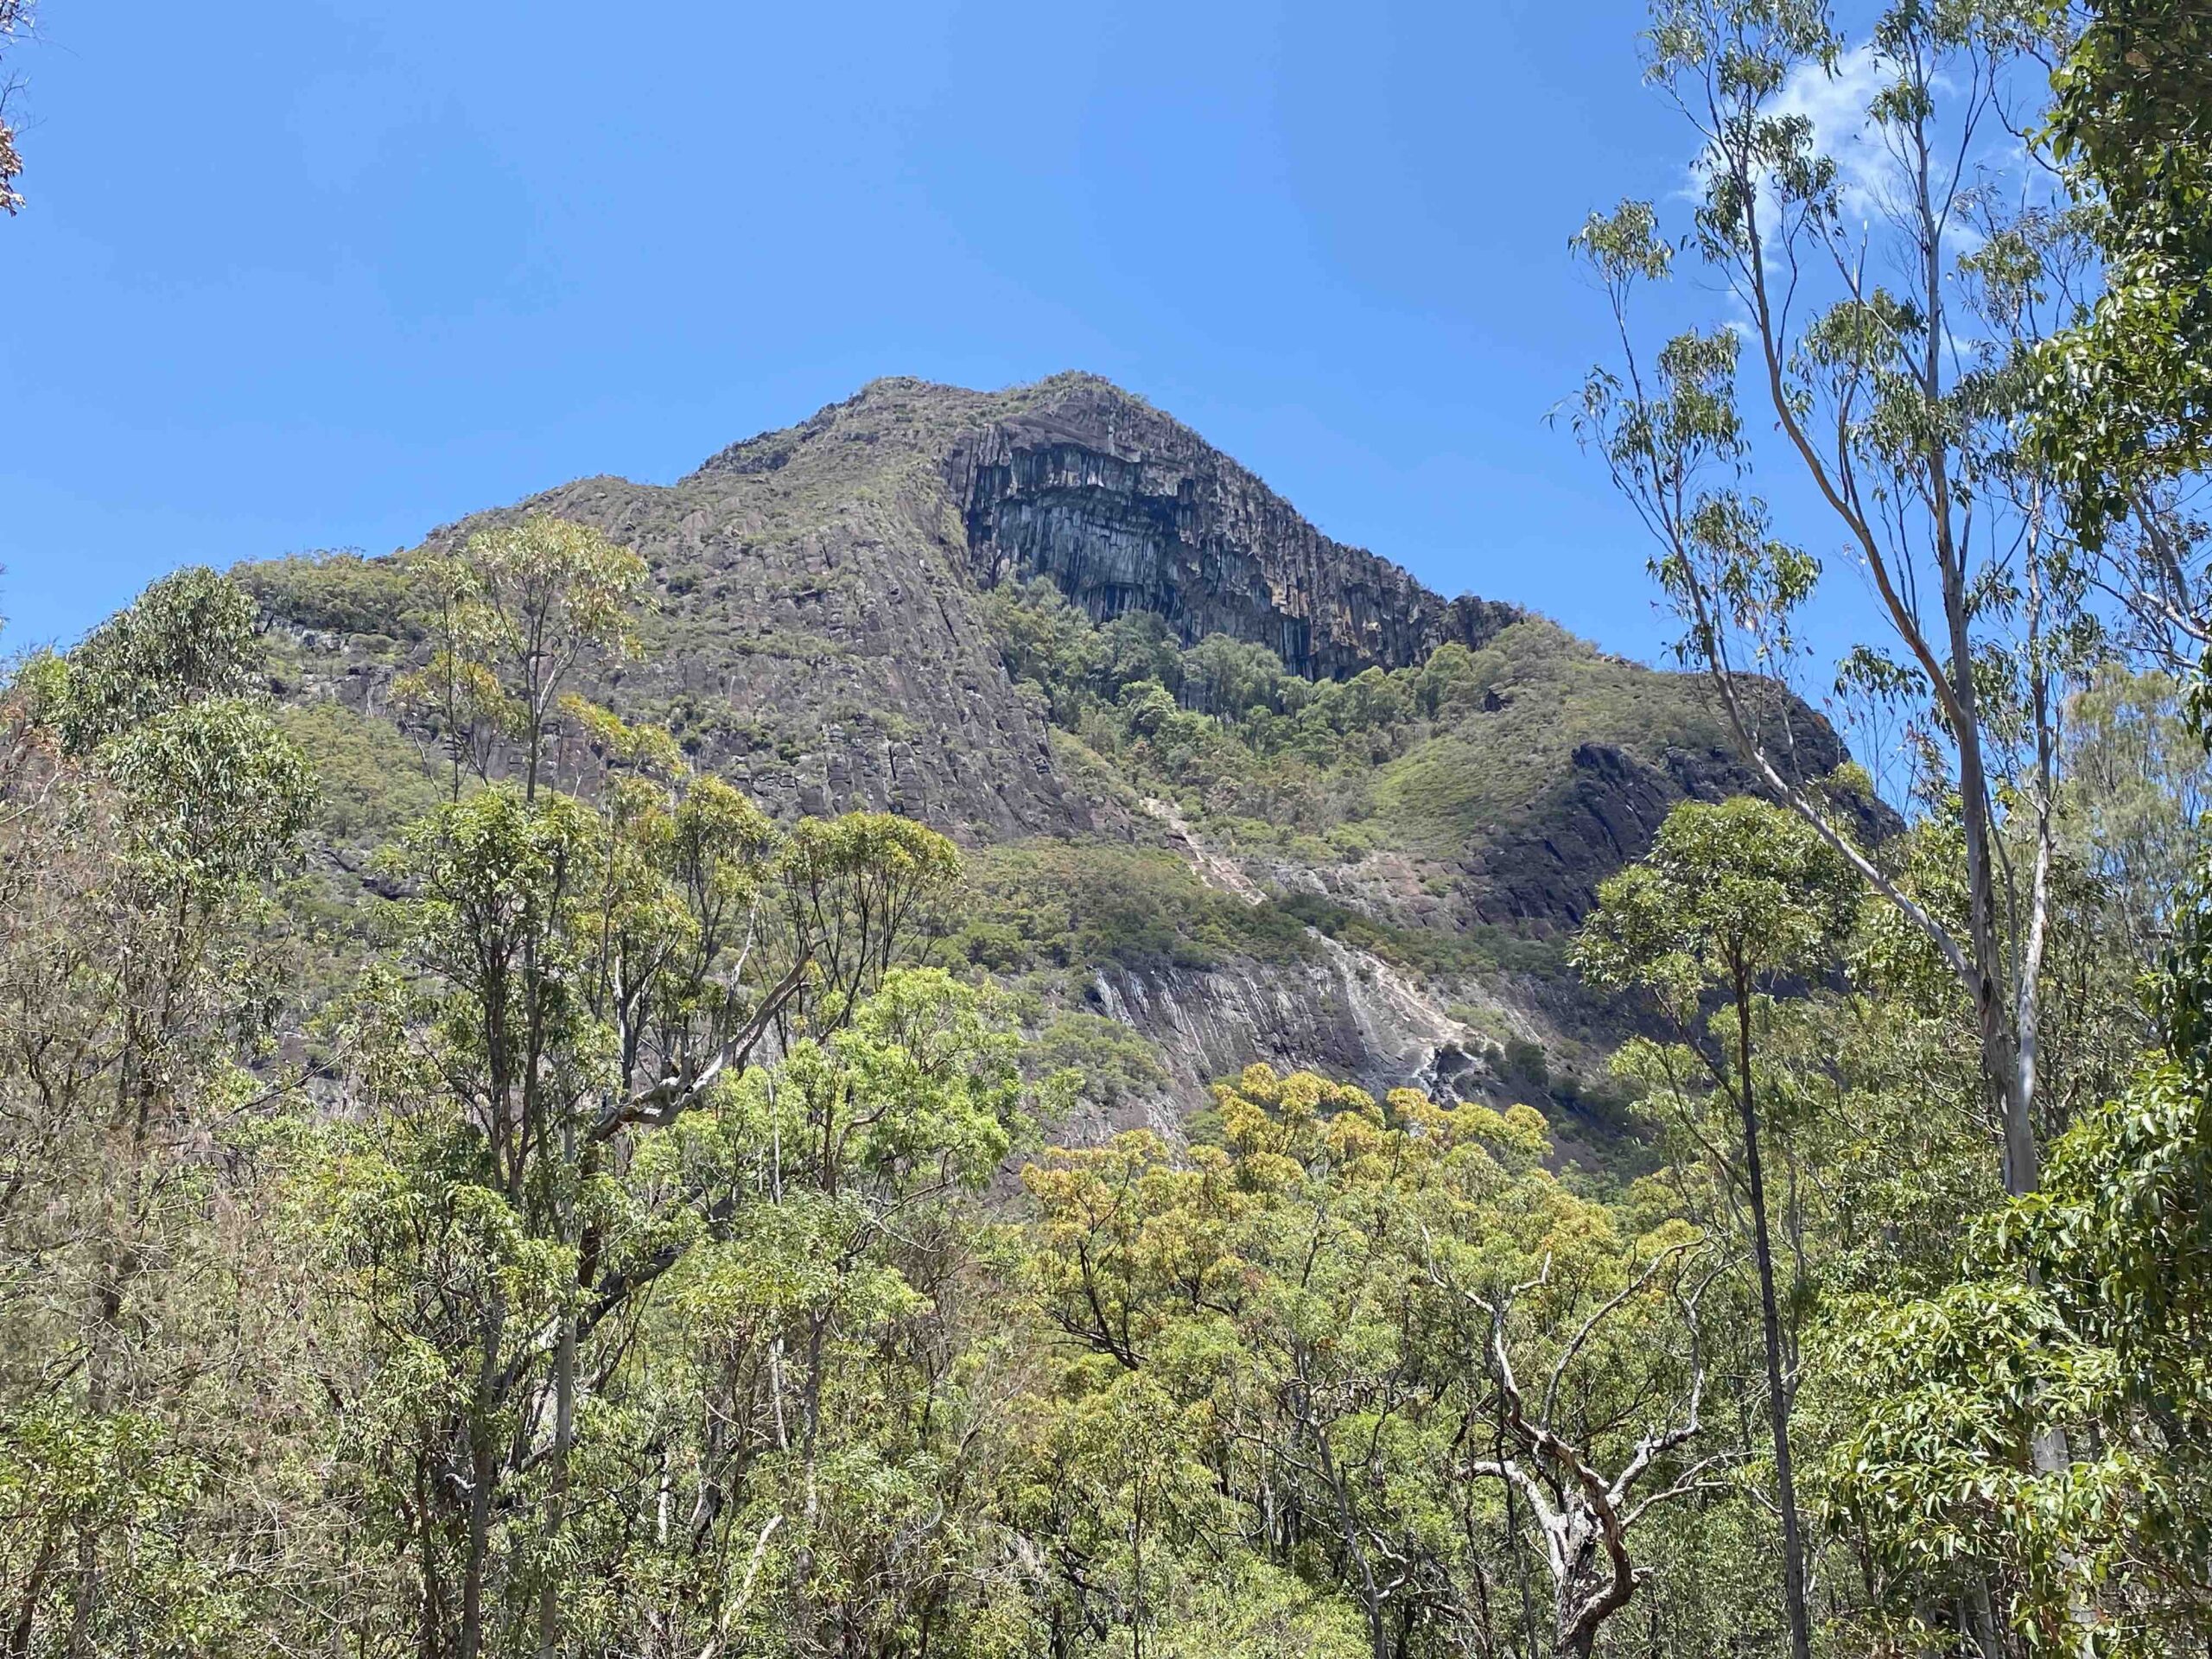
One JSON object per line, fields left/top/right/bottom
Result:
{"left": 1086, "top": 958, "right": 1485, "bottom": 1119}
{"left": 945, "top": 378, "right": 1520, "bottom": 677}
{"left": 1465, "top": 730, "right": 1891, "bottom": 929}
{"left": 489, "top": 466, "right": 1093, "bottom": 842}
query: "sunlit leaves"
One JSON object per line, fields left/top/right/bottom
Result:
{"left": 1572, "top": 198, "right": 1675, "bottom": 284}
{"left": 1830, "top": 810, "right": 2212, "bottom": 1649}
{"left": 50, "top": 566, "right": 260, "bottom": 755}
{"left": 397, "top": 515, "right": 648, "bottom": 794}
{"left": 100, "top": 696, "right": 318, "bottom": 893}
{"left": 2036, "top": 0, "right": 2212, "bottom": 543}
{"left": 1018, "top": 1064, "right": 1717, "bottom": 1655}
{"left": 0, "top": 569, "right": 321, "bottom": 1656}
{"left": 1580, "top": 798, "right": 1859, "bottom": 1023}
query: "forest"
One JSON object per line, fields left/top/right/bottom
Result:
{"left": 5, "top": 1, "right": 2212, "bottom": 1656}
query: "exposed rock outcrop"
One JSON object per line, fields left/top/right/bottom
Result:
{"left": 947, "top": 378, "right": 1521, "bottom": 677}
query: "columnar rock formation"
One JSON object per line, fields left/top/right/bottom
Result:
{"left": 944, "top": 377, "right": 1520, "bottom": 677}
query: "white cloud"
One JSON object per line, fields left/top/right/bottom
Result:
{"left": 1770, "top": 42, "right": 1899, "bottom": 225}
{"left": 1697, "top": 41, "right": 1999, "bottom": 264}
{"left": 1674, "top": 43, "right": 1900, "bottom": 249}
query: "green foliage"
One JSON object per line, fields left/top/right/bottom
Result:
{"left": 2061, "top": 664, "right": 2212, "bottom": 941}
{"left": 1577, "top": 797, "right": 1857, "bottom": 1017}
{"left": 0, "top": 1403, "right": 248, "bottom": 1656}
{"left": 234, "top": 549, "right": 422, "bottom": 639}
{"left": 947, "top": 841, "right": 1313, "bottom": 974}
{"left": 1021, "top": 1065, "right": 1711, "bottom": 1657}
{"left": 20, "top": 21, "right": 2212, "bottom": 1637}
{"left": 396, "top": 514, "right": 649, "bottom": 798}
{"left": 9, "top": 542, "right": 2209, "bottom": 1659}
{"left": 1831, "top": 904, "right": 2212, "bottom": 1650}
{"left": 102, "top": 696, "right": 319, "bottom": 891}
{"left": 19, "top": 568, "right": 319, "bottom": 897}
{"left": 1273, "top": 889, "right": 1567, "bottom": 980}
{"left": 48, "top": 565, "right": 261, "bottom": 754}
{"left": 302, "top": 721, "right": 984, "bottom": 1658}
{"left": 1365, "top": 624, "right": 1744, "bottom": 855}
{"left": 979, "top": 575, "right": 1761, "bottom": 994}
{"left": 277, "top": 697, "right": 447, "bottom": 848}
{"left": 2037, "top": 0, "right": 2212, "bottom": 541}
{"left": 1575, "top": 0, "right": 2122, "bottom": 1221}
{"left": 0, "top": 571, "right": 322, "bottom": 1659}
{"left": 1580, "top": 798, "right": 1862, "bottom": 1659}
{"left": 1028, "top": 1010, "right": 1169, "bottom": 1109}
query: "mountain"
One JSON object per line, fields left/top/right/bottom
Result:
{"left": 240, "top": 372, "right": 1882, "bottom": 1150}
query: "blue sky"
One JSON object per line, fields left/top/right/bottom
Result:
{"left": 4, "top": 0, "right": 1728, "bottom": 658}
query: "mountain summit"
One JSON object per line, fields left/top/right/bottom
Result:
{"left": 701, "top": 373, "right": 1520, "bottom": 677}
{"left": 461, "top": 372, "right": 1523, "bottom": 836}
{"left": 248, "top": 372, "right": 1876, "bottom": 1134}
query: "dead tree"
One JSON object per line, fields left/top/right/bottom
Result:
{"left": 1437, "top": 1246, "right": 1726, "bottom": 1659}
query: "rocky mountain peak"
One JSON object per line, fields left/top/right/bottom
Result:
{"left": 244, "top": 370, "right": 1883, "bottom": 1128}
{"left": 686, "top": 372, "right": 1520, "bottom": 683}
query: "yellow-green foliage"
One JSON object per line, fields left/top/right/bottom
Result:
{"left": 1018, "top": 1066, "right": 1707, "bottom": 1655}
{"left": 947, "top": 840, "right": 1313, "bottom": 973}
{"left": 234, "top": 550, "right": 422, "bottom": 641}
{"left": 1369, "top": 622, "right": 1733, "bottom": 855}
{"left": 982, "top": 578, "right": 1745, "bottom": 891}
{"left": 278, "top": 700, "right": 445, "bottom": 848}
{"left": 1029, "top": 1011, "right": 1169, "bottom": 1108}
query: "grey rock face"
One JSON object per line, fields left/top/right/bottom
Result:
{"left": 947, "top": 378, "right": 1520, "bottom": 677}
{"left": 1456, "top": 725, "right": 1897, "bottom": 933}
{"left": 508, "top": 472, "right": 1093, "bottom": 843}
{"left": 1465, "top": 741, "right": 1807, "bottom": 930}
{"left": 285, "top": 372, "right": 1504, "bottom": 846}
{"left": 1080, "top": 955, "right": 1508, "bottom": 1133}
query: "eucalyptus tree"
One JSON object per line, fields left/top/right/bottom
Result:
{"left": 326, "top": 764, "right": 962, "bottom": 1657}
{"left": 0, "top": 571, "right": 315, "bottom": 1656}
{"left": 0, "top": 0, "right": 29, "bottom": 217}
{"left": 2060, "top": 665, "right": 2212, "bottom": 946}
{"left": 1577, "top": 797, "right": 1856, "bottom": 1659}
{"left": 1432, "top": 1250, "right": 1721, "bottom": 1659}
{"left": 2015, "top": 0, "right": 2212, "bottom": 685}
{"left": 645, "top": 967, "right": 1035, "bottom": 1657}
{"left": 1570, "top": 1, "right": 2100, "bottom": 1198}
{"left": 397, "top": 516, "right": 648, "bottom": 801}
{"left": 324, "top": 518, "right": 972, "bottom": 1656}
{"left": 1831, "top": 809, "right": 2212, "bottom": 1656}
{"left": 2037, "top": 0, "right": 2212, "bottom": 546}
{"left": 1024, "top": 1069, "right": 1728, "bottom": 1659}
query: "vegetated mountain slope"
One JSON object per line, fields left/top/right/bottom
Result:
{"left": 240, "top": 372, "right": 1881, "bottom": 1146}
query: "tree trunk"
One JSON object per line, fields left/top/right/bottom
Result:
{"left": 1307, "top": 1376, "right": 1389, "bottom": 1659}
{"left": 460, "top": 1425, "right": 495, "bottom": 1659}
{"left": 1497, "top": 1416, "right": 1540, "bottom": 1659}
{"left": 416, "top": 1452, "right": 445, "bottom": 1659}
{"left": 5, "top": 1526, "right": 58, "bottom": 1659}
{"left": 1733, "top": 961, "right": 1813, "bottom": 1659}
{"left": 1992, "top": 1018, "right": 2040, "bottom": 1199}
{"left": 538, "top": 1114, "right": 579, "bottom": 1659}
{"left": 460, "top": 1292, "right": 506, "bottom": 1659}
{"left": 65, "top": 1528, "right": 95, "bottom": 1659}
{"left": 1554, "top": 1525, "right": 1605, "bottom": 1659}
{"left": 537, "top": 1310, "right": 575, "bottom": 1659}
